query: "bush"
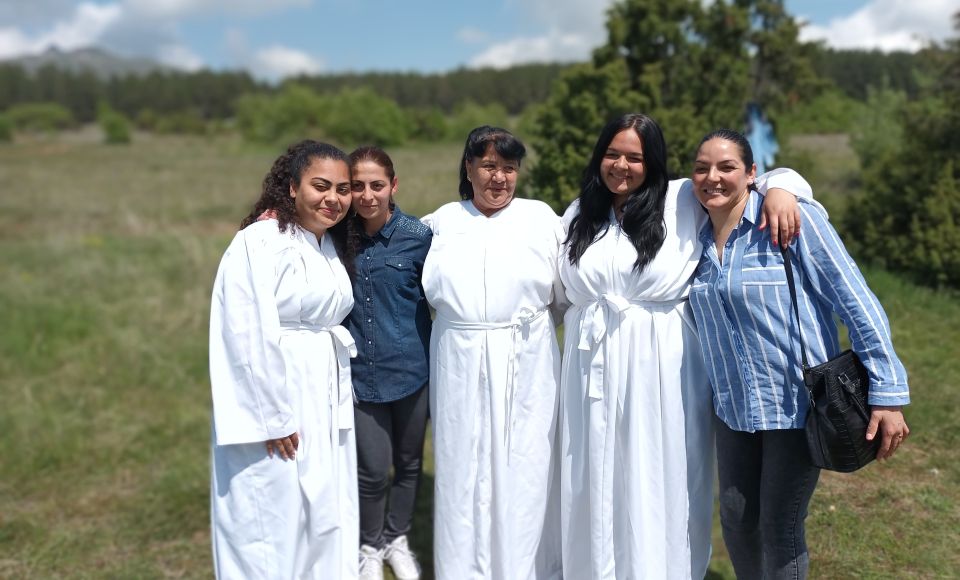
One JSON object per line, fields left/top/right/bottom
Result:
{"left": 5, "top": 102, "right": 75, "bottom": 133}
{"left": 776, "top": 89, "right": 866, "bottom": 137}
{"left": 98, "top": 103, "right": 131, "bottom": 144}
{"left": 154, "top": 109, "right": 208, "bottom": 135}
{"left": 445, "top": 101, "right": 510, "bottom": 142}
{"left": 406, "top": 107, "right": 448, "bottom": 142}
{"left": 323, "top": 88, "right": 411, "bottom": 147}
{"left": 236, "top": 85, "right": 414, "bottom": 147}
{"left": 235, "top": 85, "right": 328, "bottom": 144}
{"left": 0, "top": 114, "right": 12, "bottom": 142}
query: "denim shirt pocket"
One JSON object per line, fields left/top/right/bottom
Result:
{"left": 384, "top": 255, "right": 419, "bottom": 358}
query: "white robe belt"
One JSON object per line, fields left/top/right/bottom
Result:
{"left": 437, "top": 307, "right": 547, "bottom": 464}
{"left": 576, "top": 295, "right": 687, "bottom": 404}
{"left": 280, "top": 323, "right": 358, "bottom": 432}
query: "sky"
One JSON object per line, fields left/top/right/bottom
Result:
{"left": 0, "top": 0, "right": 956, "bottom": 82}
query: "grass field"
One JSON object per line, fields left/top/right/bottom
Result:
{"left": 1, "top": 133, "right": 957, "bottom": 578}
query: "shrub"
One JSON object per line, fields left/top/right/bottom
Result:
{"left": 98, "top": 103, "right": 131, "bottom": 144}
{"left": 235, "top": 85, "right": 328, "bottom": 144}
{"left": 323, "top": 87, "right": 412, "bottom": 147}
{"left": 445, "top": 101, "right": 510, "bottom": 142}
{"left": 5, "top": 102, "right": 75, "bottom": 133}
{"left": 406, "top": 107, "right": 448, "bottom": 142}
{"left": 0, "top": 114, "right": 12, "bottom": 142}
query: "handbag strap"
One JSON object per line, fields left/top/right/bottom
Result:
{"left": 781, "top": 246, "right": 810, "bottom": 371}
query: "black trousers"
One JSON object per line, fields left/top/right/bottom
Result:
{"left": 354, "top": 385, "right": 429, "bottom": 549}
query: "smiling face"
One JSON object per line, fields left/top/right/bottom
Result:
{"left": 466, "top": 144, "right": 519, "bottom": 216}
{"left": 351, "top": 159, "right": 397, "bottom": 233}
{"left": 289, "top": 157, "right": 352, "bottom": 237}
{"left": 692, "top": 137, "right": 757, "bottom": 215}
{"left": 600, "top": 128, "right": 646, "bottom": 209}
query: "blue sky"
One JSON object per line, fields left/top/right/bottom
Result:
{"left": 0, "top": 0, "right": 955, "bottom": 81}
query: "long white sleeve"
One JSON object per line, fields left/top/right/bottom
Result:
{"left": 757, "top": 167, "right": 823, "bottom": 210}
{"left": 209, "top": 227, "right": 296, "bottom": 446}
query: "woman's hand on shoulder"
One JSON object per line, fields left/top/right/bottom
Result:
{"left": 266, "top": 432, "right": 300, "bottom": 460}
{"left": 867, "top": 406, "right": 910, "bottom": 461}
{"left": 759, "top": 187, "right": 801, "bottom": 249}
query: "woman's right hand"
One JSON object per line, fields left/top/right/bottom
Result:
{"left": 266, "top": 432, "right": 300, "bottom": 460}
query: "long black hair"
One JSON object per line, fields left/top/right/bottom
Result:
{"left": 240, "top": 139, "right": 356, "bottom": 276}
{"left": 457, "top": 125, "right": 526, "bottom": 200}
{"left": 565, "top": 113, "right": 669, "bottom": 271}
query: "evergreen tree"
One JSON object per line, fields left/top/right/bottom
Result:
{"left": 845, "top": 12, "right": 960, "bottom": 287}
{"left": 527, "top": 0, "right": 821, "bottom": 211}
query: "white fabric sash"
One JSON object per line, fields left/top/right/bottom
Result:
{"left": 280, "top": 323, "right": 357, "bottom": 432}
{"left": 438, "top": 306, "right": 547, "bottom": 464}
{"left": 576, "top": 295, "right": 687, "bottom": 405}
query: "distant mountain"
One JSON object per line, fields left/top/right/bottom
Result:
{"left": 0, "top": 46, "right": 171, "bottom": 78}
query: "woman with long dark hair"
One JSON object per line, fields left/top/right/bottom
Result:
{"left": 558, "top": 114, "right": 814, "bottom": 579}
{"left": 209, "top": 140, "right": 359, "bottom": 579}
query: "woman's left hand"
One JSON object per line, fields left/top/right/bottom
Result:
{"left": 866, "top": 406, "right": 910, "bottom": 461}
{"left": 759, "top": 187, "right": 801, "bottom": 248}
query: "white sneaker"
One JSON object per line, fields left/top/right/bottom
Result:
{"left": 384, "top": 535, "right": 421, "bottom": 580}
{"left": 358, "top": 544, "right": 384, "bottom": 580}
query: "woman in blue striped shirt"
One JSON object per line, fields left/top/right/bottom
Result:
{"left": 688, "top": 128, "right": 911, "bottom": 579}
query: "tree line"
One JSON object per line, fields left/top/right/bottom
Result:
{"left": 0, "top": 45, "right": 925, "bottom": 129}
{"left": 522, "top": 0, "right": 958, "bottom": 289}
{"left": 0, "top": 0, "right": 955, "bottom": 287}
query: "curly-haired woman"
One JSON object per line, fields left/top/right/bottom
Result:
{"left": 208, "top": 140, "right": 360, "bottom": 579}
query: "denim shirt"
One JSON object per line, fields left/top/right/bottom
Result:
{"left": 344, "top": 207, "right": 432, "bottom": 403}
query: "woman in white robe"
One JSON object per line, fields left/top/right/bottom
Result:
{"left": 422, "top": 126, "right": 564, "bottom": 580}
{"left": 558, "top": 115, "right": 813, "bottom": 579}
{"left": 209, "top": 141, "right": 359, "bottom": 579}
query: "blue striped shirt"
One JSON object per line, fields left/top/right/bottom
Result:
{"left": 689, "top": 191, "right": 910, "bottom": 432}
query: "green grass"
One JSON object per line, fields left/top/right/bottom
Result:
{"left": 1, "top": 133, "right": 957, "bottom": 578}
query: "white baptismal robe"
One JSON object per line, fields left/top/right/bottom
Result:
{"left": 209, "top": 219, "right": 358, "bottom": 580}
{"left": 422, "top": 198, "right": 564, "bottom": 580}
{"left": 559, "top": 172, "right": 813, "bottom": 580}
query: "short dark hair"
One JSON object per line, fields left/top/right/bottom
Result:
{"left": 697, "top": 128, "right": 754, "bottom": 168}
{"left": 458, "top": 126, "right": 526, "bottom": 200}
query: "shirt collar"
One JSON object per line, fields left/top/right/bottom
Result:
{"left": 697, "top": 190, "right": 762, "bottom": 245}
{"left": 366, "top": 206, "right": 401, "bottom": 240}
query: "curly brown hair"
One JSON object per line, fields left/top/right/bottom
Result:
{"left": 240, "top": 140, "right": 356, "bottom": 275}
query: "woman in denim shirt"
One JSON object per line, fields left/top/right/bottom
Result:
{"left": 688, "top": 129, "right": 910, "bottom": 579}
{"left": 342, "top": 147, "right": 432, "bottom": 580}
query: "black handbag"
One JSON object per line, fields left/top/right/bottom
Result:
{"left": 782, "top": 247, "right": 879, "bottom": 472}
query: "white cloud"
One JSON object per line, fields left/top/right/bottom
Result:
{"left": 250, "top": 45, "right": 324, "bottom": 82}
{"left": 0, "top": 2, "right": 122, "bottom": 58}
{"left": 157, "top": 43, "right": 204, "bottom": 71}
{"left": 0, "top": 0, "right": 324, "bottom": 75}
{"left": 798, "top": 0, "right": 956, "bottom": 51}
{"left": 125, "top": 0, "right": 311, "bottom": 19}
{"left": 222, "top": 28, "right": 322, "bottom": 81}
{"left": 469, "top": 32, "right": 594, "bottom": 68}
{"left": 468, "top": 0, "right": 614, "bottom": 68}
{"left": 0, "top": 27, "right": 33, "bottom": 60}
